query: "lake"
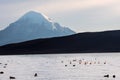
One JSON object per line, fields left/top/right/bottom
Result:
{"left": 0, "top": 53, "right": 120, "bottom": 80}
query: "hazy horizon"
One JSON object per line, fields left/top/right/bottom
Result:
{"left": 0, "top": 0, "right": 120, "bottom": 32}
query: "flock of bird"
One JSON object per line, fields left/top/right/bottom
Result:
{"left": 0, "top": 62, "right": 16, "bottom": 80}
{"left": 61, "top": 58, "right": 107, "bottom": 67}
{"left": 61, "top": 58, "right": 116, "bottom": 79}
{"left": 0, "top": 62, "right": 39, "bottom": 80}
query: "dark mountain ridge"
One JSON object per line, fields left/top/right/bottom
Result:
{"left": 0, "top": 30, "right": 120, "bottom": 55}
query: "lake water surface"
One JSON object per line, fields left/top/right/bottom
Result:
{"left": 0, "top": 53, "right": 120, "bottom": 80}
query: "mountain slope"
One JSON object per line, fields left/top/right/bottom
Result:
{"left": 0, "top": 30, "right": 120, "bottom": 54}
{"left": 0, "top": 11, "right": 75, "bottom": 46}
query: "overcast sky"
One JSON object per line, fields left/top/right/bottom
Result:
{"left": 0, "top": 0, "right": 120, "bottom": 32}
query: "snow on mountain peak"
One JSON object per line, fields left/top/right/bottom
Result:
{"left": 18, "top": 11, "right": 50, "bottom": 24}
{"left": 25, "top": 11, "right": 49, "bottom": 19}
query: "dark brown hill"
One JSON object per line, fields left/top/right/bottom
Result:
{"left": 0, "top": 30, "right": 120, "bottom": 55}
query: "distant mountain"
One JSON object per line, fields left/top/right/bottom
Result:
{"left": 0, "top": 11, "right": 75, "bottom": 46}
{"left": 1, "top": 30, "right": 120, "bottom": 54}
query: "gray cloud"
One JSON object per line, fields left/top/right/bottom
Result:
{"left": 0, "top": 0, "right": 27, "bottom": 4}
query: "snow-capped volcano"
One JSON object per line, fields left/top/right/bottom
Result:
{"left": 0, "top": 11, "right": 75, "bottom": 46}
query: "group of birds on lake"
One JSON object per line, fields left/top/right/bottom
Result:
{"left": 61, "top": 58, "right": 116, "bottom": 79}
{"left": 61, "top": 58, "right": 107, "bottom": 67}
{"left": 0, "top": 62, "right": 16, "bottom": 80}
{"left": 0, "top": 63, "right": 39, "bottom": 80}
{"left": 0, "top": 61, "right": 39, "bottom": 80}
